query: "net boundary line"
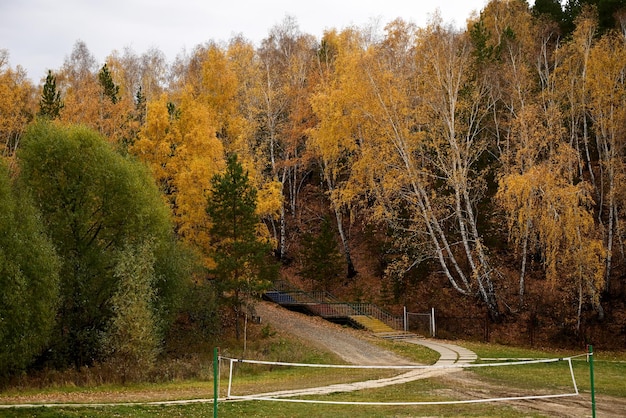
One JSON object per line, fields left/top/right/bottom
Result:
{"left": 226, "top": 392, "right": 580, "bottom": 406}
{"left": 221, "top": 355, "right": 579, "bottom": 370}
{"left": 224, "top": 355, "right": 581, "bottom": 406}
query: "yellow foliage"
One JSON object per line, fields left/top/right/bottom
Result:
{"left": 201, "top": 44, "right": 251, "bottom": 146}
{"left": 0, "top": 57, "right": 35, "bottom": 157}
{"left": 132, "top": 90, "right": 225, "bottom": 268}
{"left": 256, "top": 180, "right": 282, "bottom": 219}
{"left": 132, "top": 94, "right": 174, "bottom": 182}
{"left": 497, "top": 144, "right": 605, "bottom": 298}
{"left": 58, "top": 58, "right": 135, "bottom": 147}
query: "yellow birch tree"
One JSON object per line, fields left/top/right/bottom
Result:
{"left": 497, "top": 145, "right": 605, "bottom": 328}
{"left": 255, "top": 17, "right": 318, "bottom": 262}
{"left": 586, "top": 32, "right": 626, "bottom": 292}
{"left": 309, "top": 28, "right": 368, "bottom": 279}
{"left": 0, "top": 50, "right": 35, "bottom": 160}
{"left": 132, "top": 91, "right": 224, "bottom": 268}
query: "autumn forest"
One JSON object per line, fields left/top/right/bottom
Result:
{"left": 2, "top": 0, "right": 626, "bottom": 380}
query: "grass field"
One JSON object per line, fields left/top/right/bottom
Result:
{"left": 463, "top": 341, "right": 626, "bottom": 398}
{"left": 1, "top": 339, "right": 624, "bottom": 417}
{"left": 0, "top": 401, "right": 541, "bottom": 418}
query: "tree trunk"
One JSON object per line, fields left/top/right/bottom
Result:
{"left": 321, "top": 157, "right": 357, "bottom": 279}
{"left": 462, "top": 186, "right": 500, "bottom": 321}
{"left": 279, "top": 202, "right": 286, "bottom": 261}
{"left": 333, "top": 207, "right": 357, "bottom": 279}
{"left": 519, "top": 220, "right": 530, "bottom": 304}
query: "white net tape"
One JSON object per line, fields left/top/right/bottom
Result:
{"left": 222, "top": 355, "right": 584, "bottom": 406}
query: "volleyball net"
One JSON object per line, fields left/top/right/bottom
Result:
{"left": 220, "top": 354, "right": 586, "bottom": 406}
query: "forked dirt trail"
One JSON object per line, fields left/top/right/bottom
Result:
{"left": 255, "top": 301, "right": 626, "bottom": 417}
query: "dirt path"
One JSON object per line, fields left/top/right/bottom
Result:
{"left": 254, "top": 302, "right": 477, "bottom": 366}
{"left": 254, "top": 302, "right": 411, "bottom": 365}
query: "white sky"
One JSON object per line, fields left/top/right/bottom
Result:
{"left": 0, "top": 0, "right": 503, "bottom": 83}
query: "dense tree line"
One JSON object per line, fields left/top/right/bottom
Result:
{"left": 2, "top": 0, "right": 626, "bottom": 378}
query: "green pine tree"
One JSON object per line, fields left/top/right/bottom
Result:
{"left": 299, "top": 216, "right": 344, "bottom": 291}
{"left": 38, "top": 70, "right": 63, "bottom": 119}
{"left": 135, "top": 86, "right": 147, "bottom": 125}
{"left": 98, "top": 63, "right": 119, "bottom": 104}
{"left": 206, "top": 154, "right": 278, "bottom": 338}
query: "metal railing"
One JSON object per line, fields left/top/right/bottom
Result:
{"left": 350, "top": 303, "right": 403, "bottom": 330}
{"left": 312, "top": 303, "right": 357, "bottom": 318}
{"left": 265, "top": 285, "right": 404, "bottom": 331}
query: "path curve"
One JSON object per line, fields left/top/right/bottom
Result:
{"left": 406, "top": 338, "right": 477, "bottom": 365}
{"left": 229, "top": 339, "right": 476, "bottom": 401}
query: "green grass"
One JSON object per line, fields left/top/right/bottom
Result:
{"left": 226, "top": 365, "right": 400, "bottom": 396}
{"left": 460, "top": 342, "right": 626, "bottom": 398}
{"left": 0, "top": 379, "right": 214, "bottom": 399}
{"left": 0, "top": 379, "right": 542, "bottom": 418}
{"left": 372, "top": 338, "right": 441, "bottom": 365}
{"left": 0, "top": 401, "right": 543, "bottom": 417}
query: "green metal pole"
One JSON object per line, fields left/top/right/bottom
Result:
{"left": 214, "top": 347, "right": 219, "bottom": 418}
{"left": 588, "top": 344, "right": 596, "bottom": 418}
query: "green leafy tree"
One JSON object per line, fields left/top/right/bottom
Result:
{"left": 18, "top": 122, "right": 181, "bottom": 368}
{"left": 38, "top": 70, "right": 63, "bottom": 119}
{"left": 0, "top": 161, "right": 59, "bottom": 377}
{"left": 104, "top": 240, "right": 159, "bottom": 382}
{"left": 299, "top": 216, "right": 344, "bottom": 291}
{"left": 206, "top": 154, "right": 278, "bottom": 338}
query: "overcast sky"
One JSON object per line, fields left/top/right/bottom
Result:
{"left": 1, "top": 0, "right": 505, "bottom": 83}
